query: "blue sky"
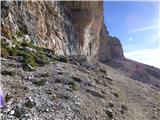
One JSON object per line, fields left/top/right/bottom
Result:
{"left": 104, "top": 1, "right": 160, "bottom": 68}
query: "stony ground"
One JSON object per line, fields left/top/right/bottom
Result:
{"left": 1, "top": 57, "right": 160, "bottom": 120}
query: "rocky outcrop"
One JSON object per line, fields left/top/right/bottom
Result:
{"left": 1, "top": 1, "right": 104, "bottom": 62}
{"left": 98, "top": 23, "right": 124, "bottom": 62}
{"left": 1, "top": 1, "right": 124, "bottom": 63}
{"left": 1, "top": 1, "right": 76, "bottom": 55}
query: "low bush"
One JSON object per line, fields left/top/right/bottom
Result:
{"left": 36, "top": 53, "right": 50, "bottom": 66}
{"left": 1, "top": 47, "right": 9, "bottom": 58}
{"left": 16, "top": 30, "right": 23, "bottom": 38}
{"left": 69, "top": 81, "right": 78, "bottom": 91}
{"left": 17, "top": 51, "right": 37, "bottom": 67}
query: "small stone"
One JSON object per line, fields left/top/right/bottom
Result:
{"left": 101, "top": 90, "right": 105, "bottom": 94}
{"left": 99, "top": 68, "right": 107, "bottom": 73}
{"left": 24, "top": 74, "right": 35, "bottom": 81}
{"left": 45, "top": 109, "right": 49, "bottom": 112}
{"left": 108, "top": 102, "right": 114, "bottom": 107}
{"left": 75, "top": 101, "right": 81, "bottom": 106}
{"left": 86, "top": 89, "right": 105, "bottom": 98}
{"left": 64, "top": 85, "right": 70, "bottom": 91}
{"left": 106, "top": 75, "right": 113, "bottom": 81}
{"left": 23, "top": 64, "right": 35, "bottom": 71}
{"left": 10, "top": 110, "right": 15, "bottom": 115}
{"left": 52, "top": 94, "right": 57, "bottom": 100}
{"left": 121, "top": 104, "right": 128, "bottom": 111}
{"left": 106, "top": 108, "right": 113, "bottom": 118}
{"left": 72, "top": 76, "right": 82, "bottom": 83}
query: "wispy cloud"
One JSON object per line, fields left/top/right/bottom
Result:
{"left": 128, "top": 25, "right": 158, "bottom": 33}
{"left": 125, "top": 48, "right": 160, "bottom": 68}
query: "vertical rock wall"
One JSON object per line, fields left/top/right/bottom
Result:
{"left": 1, "top": 1, "right": 124, "bottom": 63}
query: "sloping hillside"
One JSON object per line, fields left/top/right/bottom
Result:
{"left": 1, "top": 1, "right": 160, "bottom": 120}
{"left": 1, "top": 57, "right": 160, "bottom": 120}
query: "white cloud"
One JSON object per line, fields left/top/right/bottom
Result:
{"left": 129, "top": 38, "right": 133, "bottom": 42}
{"left": 128, "top": 25, "right": 158, "bottom": 33}
{"left": 124, "top": 48, "right": 160, "bottom": 68}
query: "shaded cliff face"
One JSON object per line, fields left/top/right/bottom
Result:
{"left": 1, "top": 1, "right": 106, "bottom": 62}
{"left": 62, "top": 1, "right": 103, "bottom": 62}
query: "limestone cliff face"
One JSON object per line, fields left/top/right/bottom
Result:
{"left": 1, "top": 1, "right": 123, "bottom": 62}
{"left": 98, "top": 23, "right": 124, "bottom": 62}
{"left": 1, "top": 1, "right": 78, "bottom": 55}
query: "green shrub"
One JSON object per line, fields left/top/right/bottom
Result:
{"left": 1, "top": 47, "right": 18, "bottom": 57}
{"left": 24, "top": 55, "right": 36, "bottom": 68}
{"left": 12, "top": 36, "right": 21, "bottom": 47}
{"left": 16, "top": 30, "right": 23, "bottom": 37}
{"left": 8, "top": 48, "right": 18, "bottom": 56}
{"left": 35, "top": 53, "right": 50, "bottom": 65}
{"left": 32, "top": 45, "right": 43, "bottom": 51}
{"left": 70, "top": 81, "right": 78, "bottom": 91}
{"left": 17, "top": 51, "right": 37, "bottom": 67}
{"left": 21, "top": 41, "right": 34, "bottom": 48}
{"left": 1, "top": 47, "right": 9, "bottom": 58}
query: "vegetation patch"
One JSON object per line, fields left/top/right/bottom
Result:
{"left": 33, "top": 79, "right": 46, "bottom": 86}
{"left": 69, "top": 81, "right": 78, "bottom": 91}
{"left": 18, "top": 51, "right": 37, "bottom": 68}
{"left": 35, "top": 53, "right": 50, "bottom": 66}
{"left": 1, "top": 47, "right": 9, "bottom": 58}
{"left": 16, "top": 30, "right": 23, "bottom": 38}
{"left": 1, "top": 32, "right": 57, "bottom": 69}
